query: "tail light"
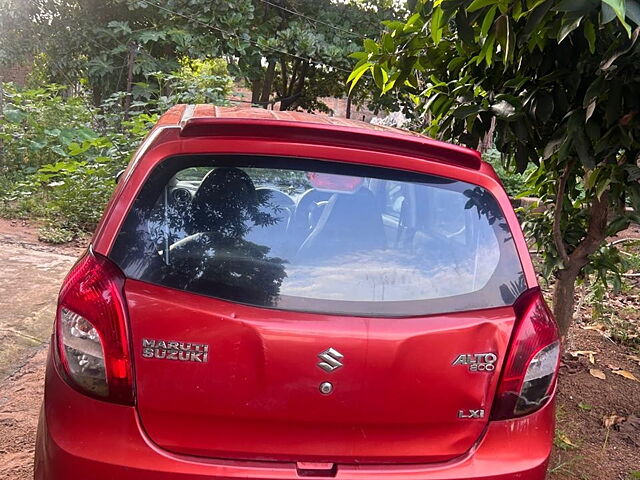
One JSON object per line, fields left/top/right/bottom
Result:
{"left": 54, "top": 250, "right": 134, "bottom": 405}
{"left": 491, "top": 288, "right": 560, "bottom": 420}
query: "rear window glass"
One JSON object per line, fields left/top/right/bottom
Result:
{"left": 110, "top": 155, "right": 526, "bottom": 316}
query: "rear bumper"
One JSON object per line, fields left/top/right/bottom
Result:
{"left": 35, "top": 352, "right": 553, "bottom": 480}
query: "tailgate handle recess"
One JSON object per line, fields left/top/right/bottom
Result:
{"left": 295, "top": 462, "right": 337, "bottom": 477}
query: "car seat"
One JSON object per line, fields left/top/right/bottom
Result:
{"left": 296, "top": 187, "right": 386, "bottom": 261}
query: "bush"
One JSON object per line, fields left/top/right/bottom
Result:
{"left": 0, "top": 83, "right": 94, "bottom": 181}
{"left": 482, "top": 148, "right": 533, "bottom": 197}
{"left": 0, "top": 58, "right": 234, "bottom": 241}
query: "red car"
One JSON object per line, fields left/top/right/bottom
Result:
{"left": 35, "top": 106, "right": 560, "bottom": 480}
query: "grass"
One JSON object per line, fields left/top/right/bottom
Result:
{"left": 549, "top": 453, "right": 588, "bottom": 479}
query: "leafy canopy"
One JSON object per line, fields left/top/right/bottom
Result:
{"left": 0, "top": 0, "right": 399, "bottom": 111}
{"left": 350, "top": 0, "right": 640, "bottom": 332}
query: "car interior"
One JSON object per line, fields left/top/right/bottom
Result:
{"left": 161, "top": 166, "right": 479, "bottom": 267}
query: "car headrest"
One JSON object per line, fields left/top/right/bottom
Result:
{"left": 189, "top": 167, "right": 260, "bottom": 237}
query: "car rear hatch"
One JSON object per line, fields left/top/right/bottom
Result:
{"left": 126, "top": 283, "right": 515, "bottom": 463}
{"left": 109, "top": 154, "right": 526, "bottom": 463}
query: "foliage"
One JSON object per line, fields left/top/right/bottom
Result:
{"left": 0, "top": 93, "right": 153, "bottom": 234}
{"left": 0, "top": 59, "right": 232, "bottom": 237}
{"left": 483, "top": 148, "right": 532, "bottom": 197}
{"left": 0, "top": 0, "right": 399, "bottom": 112}
{"left": 127, "top": 57, "right": 234, "bottom": 113}
{"left": 350, "top": 0, "right": 640, "bottom": 334}
{"left": 0, "top": 84, "right": 94, "bottom": 179}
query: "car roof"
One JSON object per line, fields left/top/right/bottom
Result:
{"left": 153, "top": 105, "right": 483, "bottom": 170}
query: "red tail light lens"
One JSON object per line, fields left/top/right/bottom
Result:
{"left": 54, "top": 250, "right": 134, "bottom": 405}
{"left": 491, "top": 288, "right": 560, "bottom": 420}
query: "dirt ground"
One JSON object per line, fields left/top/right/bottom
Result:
{"left": 0, "top": 220, "right": 638, "bottom": 480}
{"left": 0, "top": 219, "right": 82, "bottom": 480}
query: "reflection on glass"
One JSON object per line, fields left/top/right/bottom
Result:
{"left": 110, "top": 157, "right": 526, "bottom": 316}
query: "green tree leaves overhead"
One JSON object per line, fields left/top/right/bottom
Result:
{"left": 349, "top": 0, "right": 640, "bottom": 334}
{"left": 0, "top": 0, "right": 399, "bottom": 111}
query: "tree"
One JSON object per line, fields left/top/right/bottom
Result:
{"left": 0, "top": 0, "right": 246, "bottom": 104}
{"left": 0, "top": 0, "right": 400, "bottom": 112}
{"left": 350, "top": 0, "right": 640, "bottom": 336}
{"left": 155, "top": 0, "right": 400, "bottom": 111}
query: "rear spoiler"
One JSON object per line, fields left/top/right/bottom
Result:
{"left": 179, "top": 117, "right": 482, "bottom": 170}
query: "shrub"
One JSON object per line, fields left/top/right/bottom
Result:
{"left": 482, "top": 148, "right": 532, "bottom": 197}
{"left": 0, "top": 57, "right": 234, "bottom": 241}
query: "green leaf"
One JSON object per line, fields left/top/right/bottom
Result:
{"left": 452, "top": 104, "right": 485, "bottom": 119}
{"left": 138, "top": 30, "right": 166, "bottom": 44}
{"left": 381, "top": 34, "right": 394, "bottom": 52}
{"left": 558, "top": 17, "right": 583, "bottom": 43}
{"left": 628, "top": 0, "right": 640, "bottom": 25}
{"left": 596, "top": 176, "right": 612, "bottom": 198}
{"left": 447, "top": 56, "right": 466, "bottom": 72}
{"left": 363, "top": 38, "right": 379, "bottom": 53}
{"left": 382, "top": 71, "right": 400, "bottom": 94}
{"left": 4, "top": 108, "right": 26, "bottom": 123}
{"left": 467, "top": 0, "right": 498, "bottom": 13}
{"left": 51, "top": 145, "right": 68, "bottom": 157}
{"left": 404, "top": 13, "right": 422, "bottom": 29}
{"left": 477, "top": 32, "right": 496, "bottom": 65}
{"left": 349, "top": 51, "right": 368, "bottom": 60}
{"left": 584, "top": 19, "right": 597, "bottom": 52}
{"left": 543, "top": 135, "right": 564, "bottom": 159}
{"left": 28, "top": 139, "right": 47, "bottom": 151}
{"left": 347, "top": 62, "right": 371, "bottom": 84}
{"left": 107, "top": 20, "right": 132, "bottom": 35}
{"left": 372, "top": 65, "right": 388, "bottom": 90}
{"left": 431, "top": 7, "right": 445, "bottom": 43}
{"left": 601, "top": 3, "right": 616, "bottom": 23}
{"left": 523, "top": 2, "right": 553, "bottom": 37}
{"left": 573, "top": 128, "right": 595, "bottom": 168}
{"left": 602, "top": 0, "right": 631, "bottom": 34}
{"left": 481, "top": 5, "right": 498, "bottom": 37}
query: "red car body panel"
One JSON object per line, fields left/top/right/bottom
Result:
{"left": 36, "top": 347, "right": 554, "bottom": 479}
{"left": 36, "top": 105, "right": 555, "bottom": 480}
{"left": 127, "top": 280, "right": 515, "bottom": 462}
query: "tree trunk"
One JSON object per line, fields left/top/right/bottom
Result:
{"left": 551, "top": 189, "right": 610, "bottom": 337}
{"left": 251, "top": 79, "right": 263, "bottom": 104}
{"left": 123, "top": 42, "right": 137, "bottom": 121}
{"left": 552, "top": 267, "right": 579, "bottom": 337}
{"left": 259, "top": 61, "right": 276, "bottom": 106}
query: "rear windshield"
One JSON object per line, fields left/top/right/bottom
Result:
{"left": 110, "top": 155, "right": 525, "bottom": 316}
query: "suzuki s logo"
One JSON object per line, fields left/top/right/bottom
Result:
{"left": 317, "top": 348, "right": 344, "bottom": 372}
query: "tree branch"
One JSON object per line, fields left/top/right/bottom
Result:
{"left": 552, "top": 161, "right": 573, "bottom": 267}
{"left": 567, "top": 189, "right": 610, "bottom": 270}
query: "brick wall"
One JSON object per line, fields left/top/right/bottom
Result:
{"left": 229, "top": 87, "right": 376, "bottom": 122}
{"left": 1, "top": 63, "right": 31, "bottom": 86}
